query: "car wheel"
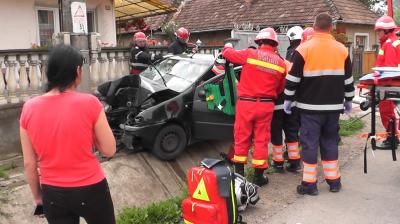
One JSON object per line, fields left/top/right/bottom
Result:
{"left": 152, "top": 124, "right": 187, "bottom": 160}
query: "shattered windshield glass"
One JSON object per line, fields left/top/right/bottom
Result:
{"left": 140, "top": 58, "right": 211, "bottom": 92}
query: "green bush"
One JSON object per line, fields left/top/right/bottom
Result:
{"left": 339, "top": 117, "right": 364, "bottom": 137}
{"left": 117, "top": 189, "right": 188, "bottom": 224}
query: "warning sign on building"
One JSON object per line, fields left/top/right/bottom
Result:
{"left": 71, "top": 2, "right": 88, "bottom": 34}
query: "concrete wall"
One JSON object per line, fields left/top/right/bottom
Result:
{"left": 95, "top": 0, "right": 117, "bottom": 46}
{"left": 0, "top": 0, "right": 37, "bottom": 50}
{"left": 0, "top": 0, "right": 116, "bottom": 50}
{"left": 0, "top": 104, "right": 22, "bottom": 160}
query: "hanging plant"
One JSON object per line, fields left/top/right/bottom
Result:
{"left": 161, "top": 20, "right": 179, "bottom": 42}
{"left": 332, "top": 29, "right": 348, "bottom": 44}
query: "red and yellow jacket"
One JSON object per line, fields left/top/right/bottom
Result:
{"left": 284, "top": 32, "right": 355, "bottom": 113}
{"left": 376, "top": 32, "right": 400, "bottom": 67}
{"left": 222, "top": 45, "right": 286, "bottom": 99}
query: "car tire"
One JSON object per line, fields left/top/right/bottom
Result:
{"left": 152, "top": 124, "right": 187, "bottom": 160}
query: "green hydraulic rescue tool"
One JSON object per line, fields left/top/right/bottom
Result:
{"left": 204, "top": 61, "right": 238, "bottom": 115}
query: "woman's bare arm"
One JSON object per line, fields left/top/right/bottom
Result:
{"left": 20, "top": 127, "right": 42, "bottom": 205}
{"left": 94, "top": 111, "right": 116, "bottom": 158}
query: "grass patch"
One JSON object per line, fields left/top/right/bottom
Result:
{"left": 339, "top": 117, "right": 364, "bottom": 137}
{"left": 0, "top": 162, "right": 17, "bottom": 179}
{"left": 245, "top": 166, "right": 254, "bottom": 181}
{"left": 0, "top": 169, "right": 6, "bottom": 179}
{"left": 116, "top": 189, "right": 188, "bottom": 224}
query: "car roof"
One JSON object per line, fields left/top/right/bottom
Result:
{"left": 167, "top": 53, "right": 216, "bottom": 64}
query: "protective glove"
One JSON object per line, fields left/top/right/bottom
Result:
{"left": 224, "top": 42, "right": 233, "bottom": 48}
{"left": 344, "top": 101, "right": 352, "bottom": 114}
{"left": 283, "top": 100, "right": 292, "bottom": 114}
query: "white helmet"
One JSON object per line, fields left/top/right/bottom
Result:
{"left": 286, "top": 26, "right": 304, "bottom": 41}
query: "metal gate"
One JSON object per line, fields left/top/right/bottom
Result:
{"left": 231, "top": 30, "right": 289, "bottom": 57}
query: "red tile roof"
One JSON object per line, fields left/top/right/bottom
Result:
{"left": 172, "top": 0, "right": 379, "bottom": 32}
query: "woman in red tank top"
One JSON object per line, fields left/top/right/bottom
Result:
{"left": 20, "top": 45, "right": 116, "bottom": 224}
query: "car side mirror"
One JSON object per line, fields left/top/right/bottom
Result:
{"left": 198, "top": 89, "right": 206, "bottom": 99}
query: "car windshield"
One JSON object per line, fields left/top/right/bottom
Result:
{"left": 140, "top": 57, "right": 212, "bottom": 92}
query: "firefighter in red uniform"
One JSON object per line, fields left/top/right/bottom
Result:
{"left": 301, "top": 27, "right": 315, "bottom": 43}
{"left": 374, "top": 16, "right": 400, "bottom": 149}
{"left": 222, "top": 28, "right": 286, "bottom": 187}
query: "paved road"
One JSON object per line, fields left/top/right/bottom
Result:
{"left": 266, "top": 149, "right": 400, "bottom": 224}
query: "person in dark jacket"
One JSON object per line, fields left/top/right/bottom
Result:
{"left": 168, "top": 27, "right": 190, "bottom": 55}
{"left": 284, "top": 13, "right": 355, "bottom": 196}
{"left": 130, "top": 32, "right": 162, "bottom": 75}
{"left": 270, "top": 26, "right": 304, "bottom": 173}
{"left": 285, "top": 26, "right": 303, "bottom": 60}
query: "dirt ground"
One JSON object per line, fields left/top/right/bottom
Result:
{"left": 0, "top": 105, "right": 378, "bottom": 224}
{"left": 241, "top": 106, "right": 377, "bottom": 223}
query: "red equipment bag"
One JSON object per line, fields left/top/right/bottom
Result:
{"left": 182, "top": 158, "right": 242, "bottom": 224}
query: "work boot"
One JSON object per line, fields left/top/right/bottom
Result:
{"left": 296, "top": 182, "right": 318, "bottom": 196}
{"left": 234, "top": 163, "right": 245, "bottom": 177}
{"left": 286, "top": 159, "right": 301, "bottom": 172}
{"left": 329, "top": 182, "right": 342, "bottom": 193}
{"left": 327, "top": 179, "right": 342, "bottom": 193}
{"left": 253, "top": 168, "right": 269, "bottom": 187}
{"left": 272, "top": 161, "right": 284, "bottom": 173}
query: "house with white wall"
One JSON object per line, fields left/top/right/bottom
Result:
{"left": 0, "top": 0, "right": 117, "bottom": 50}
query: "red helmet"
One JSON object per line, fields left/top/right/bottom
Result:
{"left": 301, "top": 27, "right": 315, "bottom": 43}
{"left": 255, "top": 28, "right": 279, "bottom": 46}
{"left": 175, "top": 27, "right": 190, "bottom": 42}
{"left": 133, "top": 32, "right": 146, "bottom": 41}
{"left": 375, "top": 16, "right": 397, "bottom": 30}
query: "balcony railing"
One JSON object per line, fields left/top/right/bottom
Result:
{"left": 0, "top": 46, "right": 222, "bottom": 105}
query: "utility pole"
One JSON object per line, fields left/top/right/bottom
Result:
{"left": 58, "top": 0, "right": 91, "bottom": 92}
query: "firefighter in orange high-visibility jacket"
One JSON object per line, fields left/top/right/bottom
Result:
{"left": 283, "top": 13, "right": 355, "bottom": 195}
{"left": 374, "top": 15, "right": 400, "bottom": 149}
{"left": 270, "top": 26, "right": 303, "bottom": 173}
{"left": 222, "top": 28, "right": 286, "bottom": 187}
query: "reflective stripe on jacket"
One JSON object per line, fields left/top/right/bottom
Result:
{"left": 222, "top": 45, "right": 286, "bottom": 99}
{"left": 284, "top": 33, "right": 355, "bottom": 113}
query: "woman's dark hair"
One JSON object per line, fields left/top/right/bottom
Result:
{"left": 46, "top": 44, "right": 84, "bottom": 92}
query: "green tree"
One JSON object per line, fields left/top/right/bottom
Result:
{"left": 359, "top": 0, "right": 386, "bottom": 9}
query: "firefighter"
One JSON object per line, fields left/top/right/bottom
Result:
{"left": 374, "top": 15, "right": 400, "bottom": 149}
{"left": 301, "top": 27, "right": 315, "bottom": 43}
{"left": 270, "top": 26, "right": 303, "bottom": 172}
{"left": 284, "top": 13, "right": 355, "bottom": 195}
{"left": 285, "top": 26, "right": 303, "bottom": 59}
{"left": 222, "top": 28, "right": 287, "bottom": 187}
{"left": 168, "top": 27, "right": 190, "bottom": 54}
{"left": 130, "top": 32, "right": 163, "bottom": 75}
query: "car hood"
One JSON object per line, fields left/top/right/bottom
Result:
{"left": 137, "top": 76, "right": 180, "bottom": 107}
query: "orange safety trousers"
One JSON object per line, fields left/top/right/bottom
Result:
{"left": 232, "top": 100, "right": 274, "bottom": 169}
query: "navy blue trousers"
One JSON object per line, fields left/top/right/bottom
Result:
{"left": 300, "top": 113, "right": 341, "bottom": 186}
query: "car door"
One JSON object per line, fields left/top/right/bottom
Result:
{"left": 191, "top": 70, "right": 238, "bottom": 141}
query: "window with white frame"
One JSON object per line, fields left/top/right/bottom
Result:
{"left": 36, "top": 8, "right": 60, "bottom": 47}
{"left": 354, "top": 33, "right": 370, "bottom": 50}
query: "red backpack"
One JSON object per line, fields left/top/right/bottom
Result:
{"left": 182, "top": 159, "right": 244, "bottom": 224}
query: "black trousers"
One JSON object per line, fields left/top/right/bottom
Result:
{"left": 41, "top": 178, "right": 115, "bottom": 224}
{"left": 270, "top": 108, "right": 300, "bottom": 145}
